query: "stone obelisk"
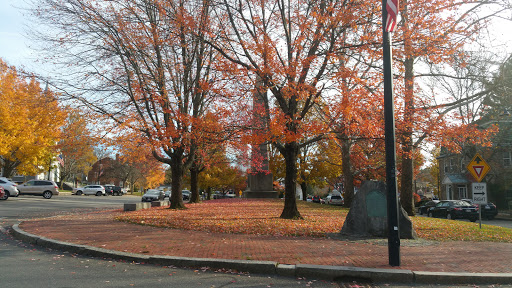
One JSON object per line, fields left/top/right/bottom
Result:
{"left": 243, "top": 76, "right": 278, "bottom": 198}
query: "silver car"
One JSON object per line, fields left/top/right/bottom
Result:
{"left": 17, "top": 180, "right": 59, "bottom": 199}
{"left": 75, "top": 185, "right": 106, "bottom": 196}
{"left": 0, "top": 177, "right": 19, "bottom": 199}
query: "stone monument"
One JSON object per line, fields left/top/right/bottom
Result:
{"left": 243, "top": 76, "right": 278, "bottom": 199}
{"left": 340, "top": 180, "right": 417, "bottom": 239}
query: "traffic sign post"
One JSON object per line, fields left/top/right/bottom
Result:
{"left": 472, "top": 182, "right": 487, "bottom": 229}
{"left": 467, "top": 153, "right": 490, "bottom": 183}
{"left": 472, "top": 182, "right": 487, "bottom": 204}
{"left": 467, "top": 154, "right": 490, "bottom": 229}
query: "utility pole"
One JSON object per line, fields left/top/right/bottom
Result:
{"left": 383, "top": 0, "right": 401, "bottom": 266}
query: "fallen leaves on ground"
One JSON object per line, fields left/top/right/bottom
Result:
{"left": 114, "top": 199, "right": 512, "bottom": 242}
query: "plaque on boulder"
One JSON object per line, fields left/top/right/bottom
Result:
{"left": 340, "top": 181, "right": 417, "bottom": 239}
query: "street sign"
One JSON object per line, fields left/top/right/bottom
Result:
{"left": 467, "top": 153, "right": 490, "bottom": 182}
{"left": 472, "top": 182, "right": 487, "bottom": 205}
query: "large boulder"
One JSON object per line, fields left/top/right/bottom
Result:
{"left": 340, "top": 181, "right": 417, "bottom": 239}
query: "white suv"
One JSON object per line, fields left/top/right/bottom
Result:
{"left": 75, "top": 185, "right": 106, "bottom": 196}
{"left": 0, "top": 177, "right": 19, "bottom": 199}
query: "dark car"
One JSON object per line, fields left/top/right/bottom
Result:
{"left": 182, "top": 190, "right": 190, "bottom": 200}
{"left": 312, "top": 195, "right": 321, "bottom": 203}
{"left": 428, "top": 200, "right": 478, "bottom": 222}
{"left": 104, "top": 185, "right": 123, "bottom": 196}
{"left": 418, "top": 200, "right": 439, "bottom": 215}
{"left": 141, "top": 189, "right": 165, "bottom": 202}
{"left": 462, "top": 199, "right": 498, "bottom": 220}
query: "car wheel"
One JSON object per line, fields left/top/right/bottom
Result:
{"left": 0, "top": 192, "right": 8, "bottom": 200}
{"left": 428, "top": 211, "right": 433, "bottom": 217}
{"left": 96, "top": 191, "right": 102, "bottom": 196}
{"left": 77, "top": 191, "right": 83, "bottom": 196}
{"left": 43, "top": 191, "right": 53, "bottom": 199}
{"left": 446, "top": 213, "right": 453, "bottom": 220}
{"left": 419, "top": 209, "right": 423, "bottom": 215}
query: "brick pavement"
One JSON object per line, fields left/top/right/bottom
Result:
{"left": 18, "top": 210, "right": 512, "bottom": 274}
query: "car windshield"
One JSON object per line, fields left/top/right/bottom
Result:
{"left": 145, "top": 190, "right": 160, "bottom": 195}
{"left": 331, "top": 196, "right": 341, "bottom": 199}
{"left": 455, "top": 201, "right": 471, "bottom": 206}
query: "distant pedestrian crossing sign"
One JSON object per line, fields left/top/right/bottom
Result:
{"left": 467, "top": 153, "right": 490, "bottom": 182}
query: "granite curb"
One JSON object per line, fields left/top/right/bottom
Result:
{"left": 10, "top": 223, "right": 512, "bottom": 285}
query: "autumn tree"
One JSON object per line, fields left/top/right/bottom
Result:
{"left": 208, "top": 0, "right": 374, "bottom": 219}
{"left": 112, "top": 132, "right": 166, "bottom": 191}
{"left": 0, "top": 59, "right": 66, "bottom": 177}
{"left": 388, "top": 0, "right": 509, "bottom": 214}
{"left": 269, "top": 140, "right": 343, "bottom": 200}
{"left": 57, "top": 109, "right": 97, "bottom": 187}
{"left": 198, "top": 160, "right": 246, "bottom": 198}
{"left": 30, "top": 0, "right": 227, "bottom": 209}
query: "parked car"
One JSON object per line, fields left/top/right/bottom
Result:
{"left": 0, "top": 177, "right": 19, "bottom": 198}
{"left": 142, "top": 189, "right": 164, "bottom": 202}
{"left": 17, "top": 180, "right": 59, "bottom": 199}
{"left": 104, "top": 185, "right": 123, "bottom": 196}
{"left": 0, "top": 186, "right": 6, "bottom": 200}
{"left": 461, "top": 199, "right": 499, "bottom": 220}
{"left": 427, "top": 200, "right": 478, "bottom": 222}
{"left": 306, "top": 196, "right": 313, "bottom": 202}
{"left": 326, "top": 195, "right": 344, "bottom": 205}
{"left": 182, "top": 190, "right": 191, "bottom": 200}
{"left": 417, "top": 200, "right": 439, "bottom": 215}
{"left": 312, "top": 195, "right": 321, "bottom": 203}
{"left": 164, "top": 190, "right": 172, "bottom": 198}
{"left": 74, "top": 185, "right": 106, "bottom": 196}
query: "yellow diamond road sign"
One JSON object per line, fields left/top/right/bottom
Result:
{"left": 467, "top": 153, "right": 490, "bottom": 182}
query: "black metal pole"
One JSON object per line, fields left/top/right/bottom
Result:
{"left": 382, "top": 0, "right": 401, "bottom": 267}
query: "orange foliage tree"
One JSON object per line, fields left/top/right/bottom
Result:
{"left": 112, "top": 132, "right": 166, "bottom": 191}
{"left": 208, "top": 0, "right": 374, "bottom": 219}
{"left": 31, "top": 0, "right": 229, "bottom": 209}
{"left": 390, "top": 0, "right": 500, "bottom": 214}
{"left": 57, "top": 108, "right": 97, "bottom": 187}
{"left": 0, "top": 59, "right": 66, "bottom": 177}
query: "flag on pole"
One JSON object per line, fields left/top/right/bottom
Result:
{"left": 57, "top": 154, "right": 64, "bottom": 167}
{"left": 385, "top": 0, "right": 399, "bottom": 32}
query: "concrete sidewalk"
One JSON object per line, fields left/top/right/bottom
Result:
{"left": 10, "top": 210, "right": 512, "bottom": 285}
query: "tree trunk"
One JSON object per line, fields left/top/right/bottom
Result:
{"left": 340, "top": 137, "right": 355, "bottom": 208}
{"left": 189, "top": 164, "right": 200, "bottom": 203}
{"left": 300, "top": 181, "right": 308, "bottom": 201}
{"left": 206, "top": 186, "right": 212, "bottom": 200}
{"left": 400, "top": 52, "right": 415, "bottom": 216}
{"left": 280, "top": 142, "right": 302, "bottom": 219}
{"left": 169, "top": 155, "right": 186, "bottom": 209}
{"left": 1, "top": 158, "right": 18, "bottom": 178}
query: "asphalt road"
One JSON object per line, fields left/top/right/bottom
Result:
{"left": 1, "top": 194, "right": 511, "bottom": 288}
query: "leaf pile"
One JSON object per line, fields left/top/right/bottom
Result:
{"left": 115, "top": 199, "right": 512, "bottom": 242}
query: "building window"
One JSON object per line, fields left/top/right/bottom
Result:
{"left": 450, "top": 158, "right": 456, "bottom": 172}
{"left": 504, "top": 151, "right": 511, "bottom": 167}
{"left": 458, "top": 186, "right": 467, "bottom": 199}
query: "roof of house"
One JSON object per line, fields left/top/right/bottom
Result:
{"left": 442, "top": 174, "right": 469, "bottom": 185}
